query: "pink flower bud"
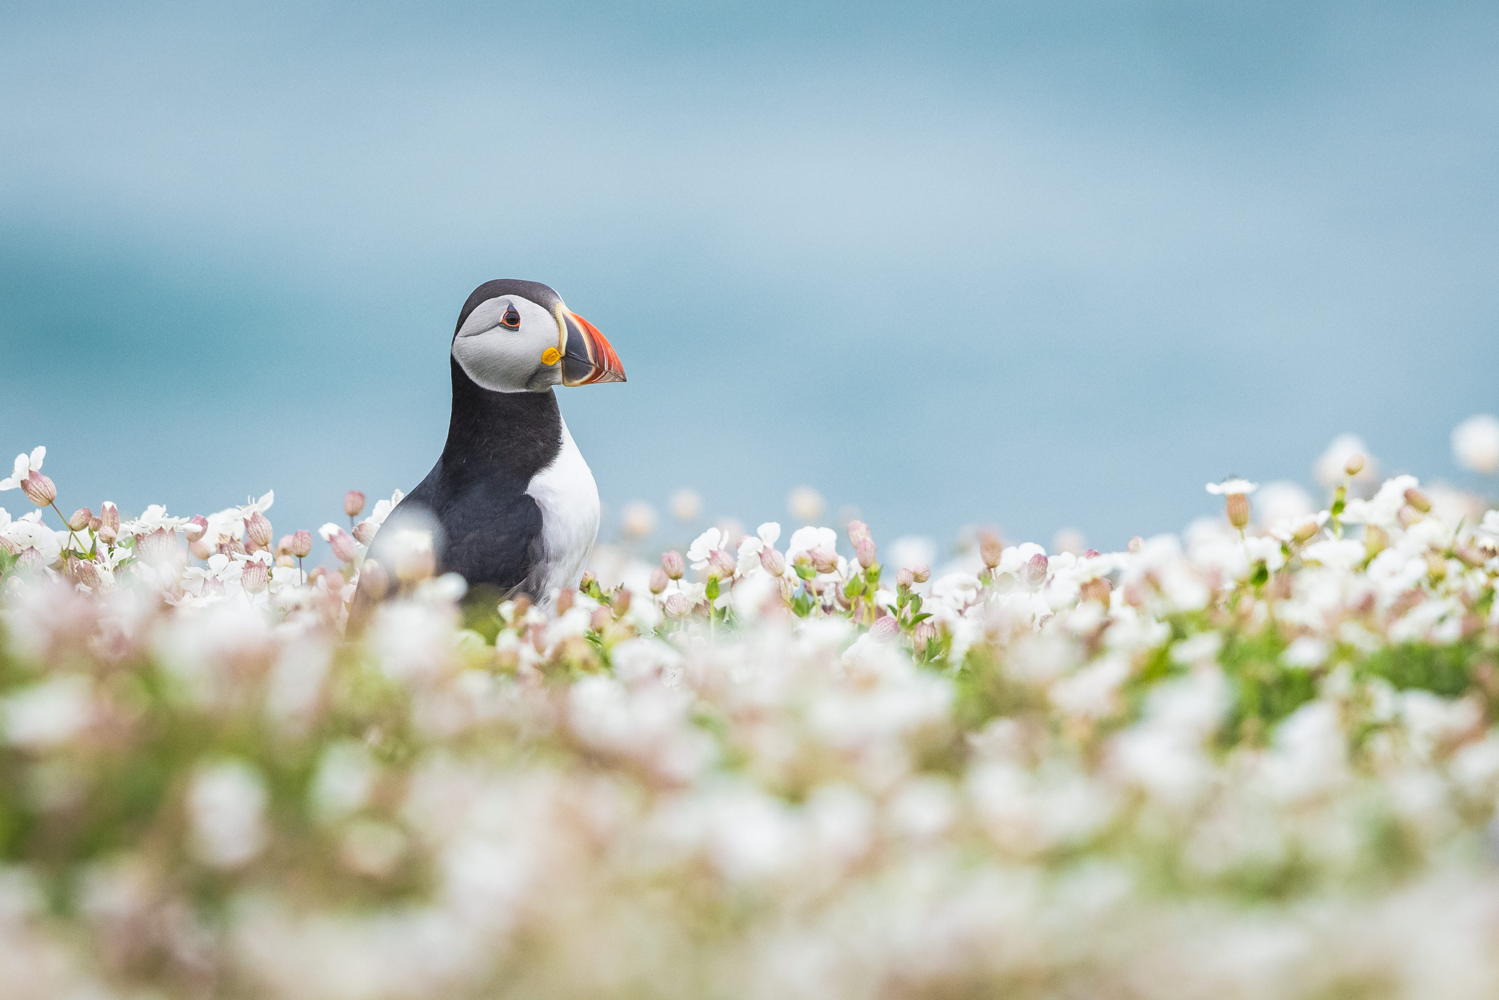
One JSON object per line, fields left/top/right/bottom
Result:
{"left": 978, "top": 531, "right": 1003, "bottom": 570}
{"left": 663, "top": 592, "right": 690, "bottom": 618}
{"left": 810, "top": 548, "right": 839, "bottom": 574}
{"left": 1403, "top": 487, "right": 1432, "bottom": 514}
{"left": 1022, "top": 552, "right": 1049, "bottom": 586}
{"left": 66, "top": 558, "right": 102, "bottom": 590}
{"left": 649, "top": 567, "right": 669, "bottom": 594}
{"left": 855, "top": 536, "right": 876, "bottom": 568}
{"left": 896, "top": 567, "right": 914, "bottom": 588}
{"left": 344, "top": 490, "right": 367, "bottom": 518}
{"left": 708, "top": 548, "right": 737, "bottom": 578}
{"left": 1291, "top": 520, "right": 1321, "bottom": 544}
{"left": 20, "top": 471, "right": 56, "bottom": 507}
{"left": 846, "top": 519, "right": 871, "bottom": 546}
{"left": 661, "top": 551, "right": 685, "bottom": 580}
{"left": 66, "top": 507, "right": 92, "bottom": 531}
{"left": 99, "top": 502, "right": 120, "bottom": 543}
{"left": 241, "top": 559, "right": 270, "bottom": 594}
{"left": 289, "top": 529, "right": 313, "bottom": 558}
{"left": 913, "top": 619, "right": 939, "bottom": 649}
{"left": 328, "top": 528, "right": 358, "bottom": 564}
{"left": 759, "top": 547, "right": 786, "bottom": 577}
{"left": 275, "top": 534, "right": 295, "bottom": 557}
{"left": 245, "top": 511, "right": 273, "bottom": 550}
{"left": 1343, "top": 452, "right": 1366, "bottom": 477}
{"left": 352, "top": 520, "right": 378, "bottom": 545}
{"left": 1225, "top": 493, "right": 1251, "bottom": 530}
{"left": 868, "top": 615, "right": 900, "bottom": 641}
{"left": 912, "top": 564, "right": 930, "bottom": 583}
{"left": 186, "top": 515, "right": 209, "bottom": 541}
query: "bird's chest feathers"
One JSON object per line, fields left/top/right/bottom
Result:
{"left": 525, "top": 422, "right": 600, "bottom": 594}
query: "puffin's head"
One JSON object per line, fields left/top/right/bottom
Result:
{"left": 450, "top": 279, "right": 625, "bottom": 393}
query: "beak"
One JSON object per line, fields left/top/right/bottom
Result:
{"left": 558, "top": 309, "right": 626, "bottom": 386}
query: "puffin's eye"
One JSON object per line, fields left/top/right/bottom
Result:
{"left": 500, "top": 305, "right": 522, "bottom": 329}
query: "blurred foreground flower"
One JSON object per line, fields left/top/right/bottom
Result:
{"left": 0, "top": 426, "right": 1497, "bottom": 999}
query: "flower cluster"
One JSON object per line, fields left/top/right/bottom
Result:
{"left": 0, "top": 421, "right": 1497, "bottom": 999}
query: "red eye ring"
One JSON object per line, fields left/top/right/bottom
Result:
{"left": 500, "top": 305, "right": 521, "bottom": 329}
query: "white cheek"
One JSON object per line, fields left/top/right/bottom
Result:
{"left": 453, "top": 333, "right": 554, "bottom": 393}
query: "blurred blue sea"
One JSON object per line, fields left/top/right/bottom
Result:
{"left": 3, "top": 1, "right": 1497, "bottom": 548}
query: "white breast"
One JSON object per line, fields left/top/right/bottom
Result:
{"left": 525, "top": 419, "right": 600, "bottom": 602}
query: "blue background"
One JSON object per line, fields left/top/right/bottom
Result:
{"left": 3, "top": 1, "right": 1497, "bottom": 548}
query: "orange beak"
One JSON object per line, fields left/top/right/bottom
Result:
{"left": 559, "top": 310, "right": 626, "bottom": 386}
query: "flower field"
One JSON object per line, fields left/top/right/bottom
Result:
{"left": 2, "top": 426, "right": 1499, "bottom": 999}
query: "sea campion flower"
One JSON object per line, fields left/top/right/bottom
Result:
{"left": 687, "top": 527, "right": 727, "bottom": 572}
{"left": 288, "top": 530, "right": 313, "bottom": 559}
{"left": 245, "top": 510, "right": 273, "bottom": 551}
{"left": 0, "top": 449, "right": 59, "bottom": 511}
{"left": 1207, "top": 478, "right": 1257, "bottom": 530}
{"left": 1315, "top": 434, "right": 1377, "bottom": 488}
{"left": 239, "top": 553, "right": 272, "bottom": 594}
{"left": 787, "top": 485, "right": 826, "bottom": 523}
{"left": 978, "top": 531, "right": 1003, "bottom": 570}
{"left": 98, "top": 501, "right": 120, "bottom": 543}
{"left": 669, "top": 489, "right": 702, "bottom": 522}
{"left": 344, "top": 490, "right": 367, "bottom": 519}
{"left": 1452, "top": 414, "right": 1499, "bottom": 475}
{"left": 620, "top": 501, "right": 658, "bottom": 538}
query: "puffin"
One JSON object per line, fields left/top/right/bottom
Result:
{"left": 362, "top": 279, "right": 624, "bottom": 607}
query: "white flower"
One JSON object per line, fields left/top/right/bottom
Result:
{"left": 1315, "top": 433, "right": 1377, "bottom": 487}
{"left": 619, "top": 501, "right": 658, "bottom": 538}
{"left": 1, "top": 675, "right": 92, "bottom": 750}
{"left": 121, "top": 504, "right": 194, "bottom": 536}
{"left": 0, "top": 511, "right": 61, "bottom": 565}
{"left": 187, "top": 759, "right": 269, "bottom": 869}
{"left": 785, "top": 525, "right": 837, "bottom": 561}
{"left": 366, "top": 489, "right": 406, "bottom": 529}
{"left": 668, "top": 489, "right": 701, "bottom": 522}
{"left": 1452, "top": 414, "right": 1499, "bottom": 475}
{"left": 734, "top": 522, "right": 782, "bottom": 574}
{"left": 0, "top": 446, "right": 45, "bottom": 492}
{"left": 686, "top": 527, "right": 725, "bottom": 571}
{"left": 1342, "top": 474, "right": 1418, "bottom": 527}
{"left": 1205, "top": 478, "right": 1258, "bottom": 496}
{"left": 787, "top": 485, "right": 826, "bottom": 522}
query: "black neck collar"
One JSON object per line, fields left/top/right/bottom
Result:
{"left": 440, "top": 357, "right": 562, "bottom": 486}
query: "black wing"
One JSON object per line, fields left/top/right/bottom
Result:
{"left": 436, "top": 489, "right": 545, "bottom": 598}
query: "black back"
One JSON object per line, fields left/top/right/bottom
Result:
{"left": 398, "top": 356, "right": 561, "bottom": 596}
